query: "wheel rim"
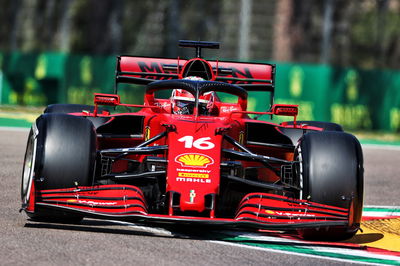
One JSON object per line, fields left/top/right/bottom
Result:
{"left": 21, "top": 133, "right": 37, "bottom": 205}
{"left": 296, "top": 145, "right": 304, "bottom": 200}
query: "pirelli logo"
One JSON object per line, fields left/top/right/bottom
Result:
{"left": 177, "top": 172, "right": 209, "bottom": 178}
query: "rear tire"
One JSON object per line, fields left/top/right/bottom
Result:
{"left": 295, "top": 131, "right": 363, "bottom": 240}
{"left": 44, "top": 104, "right": 98, "bottom": 114}
{"left": 283, "top": 121, "right": 343, "bottom": 131}
{"left": 21, "top": 113, "right": 97, "bottom": 222}
{"left": 44, "top": 104, "right": 110, "bottom": 128}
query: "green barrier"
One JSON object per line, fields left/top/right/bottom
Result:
{"left": 270, "top": 64, "right": 400, "bottom": 132}
{"left": 63, "top": 55, "right": 116, "bottom": 104}
{"left": 0, "top": 52, "right": 399, "bottom": 132}
{"left": 271, "top": 64, "right": 331, "bottom": 123}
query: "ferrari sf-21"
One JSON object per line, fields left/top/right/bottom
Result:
{"left": 21, "top": 41, "right": 363, "bottom": 240}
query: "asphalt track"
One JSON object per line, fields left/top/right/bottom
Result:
{"left": 1, "top": 128, "right": 399, "bottom": 265}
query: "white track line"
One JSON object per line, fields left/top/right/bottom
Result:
{"left": 208, "top": 240, "right": 385, "bottom": 266}
{"left": 364, "top": 205, "right": 400, "bottom": 209}
{"left": 103, "top": 220, "right": 174, "bottom": 237}
{"left": 100, "top": 220, "right": 398, "bottom": 265}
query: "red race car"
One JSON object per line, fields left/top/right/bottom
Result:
{"left": 21, "top": 41, "right": 363, "bottom": 240}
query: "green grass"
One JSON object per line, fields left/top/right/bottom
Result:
{"left": 0, "top": 105, "right": 44, "bottom": 113}
{"left": 350, "top": 131, "right": 400, "bottom": 146}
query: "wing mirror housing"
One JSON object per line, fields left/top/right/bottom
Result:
{"left": 94, "top": 93, "right": 120, "bottom": 106}
{"left": 93, "top": 93, "right": 120, "bottom": 116}
{"left": 271, "top": 104, "right": 298, "bottom": 116}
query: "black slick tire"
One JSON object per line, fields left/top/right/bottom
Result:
{"left": 21, "top": 113, "right": 96, "bottom": 222}
{"left": 44, "top": 104, "right": 98, "bottom": 114}
{"left": 296, "top": 131, "right": 363, "bottom": 240}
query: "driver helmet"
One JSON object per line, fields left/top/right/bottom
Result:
{"left": 170, "top": 77, "right": 216, "bottom": 115}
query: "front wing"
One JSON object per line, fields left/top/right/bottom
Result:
{"left": 26, "top": 184, "right": 354, "bottom": 231}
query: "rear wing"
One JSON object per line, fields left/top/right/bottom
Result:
{"left": 116, "top": 56, "right": 275, "bottom": 93}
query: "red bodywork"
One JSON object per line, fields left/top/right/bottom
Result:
{"left": 23, "top": 47, "right": 356, "bottom": 234}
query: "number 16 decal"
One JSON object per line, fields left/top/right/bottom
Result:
{"left": 178, "top": 136, "right": 215, "bottom": 150}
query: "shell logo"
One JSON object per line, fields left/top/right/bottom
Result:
{"left": 175, "top": 153, "right": 214, "bottom": 168}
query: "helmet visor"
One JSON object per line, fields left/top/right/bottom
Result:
{"left": 175, "top": 100, "right": 194, "bottom": 114}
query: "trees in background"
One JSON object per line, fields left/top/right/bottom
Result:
{"left": 0, "top": 0, "right": 399, "bottom": 69}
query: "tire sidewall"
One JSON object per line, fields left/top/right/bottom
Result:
{"left": 34, "top": 113, "right": 97, "bottom": 190}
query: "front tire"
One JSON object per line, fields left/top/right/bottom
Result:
{"left": 35, "top": 114, "right": 96, "bottom": 190}
{"left": 21, "top": 129, "right": 36, "bottom": 209}
{"left": 296, "top": 131, "right": 363, "bottom": 240}
{"left": 21, "top": 113, "right": 96, "bottom": 222}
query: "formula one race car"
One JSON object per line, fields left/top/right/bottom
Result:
{"left": 21, "top": 40, "right": 363, "bottom": 240}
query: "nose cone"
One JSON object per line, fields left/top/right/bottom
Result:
{"left": 165, "top": 120, "right": 222, "bottom": 215}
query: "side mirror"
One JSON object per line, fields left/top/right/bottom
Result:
{"left": 271, "top": 104, "right": 298, "bottom": 116}
{"left": 94, "top": 93, "right": 120, "bottom": 106}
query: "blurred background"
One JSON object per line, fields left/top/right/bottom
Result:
{"left": 0, "top": 0, "right": 399, "bottom": 134}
